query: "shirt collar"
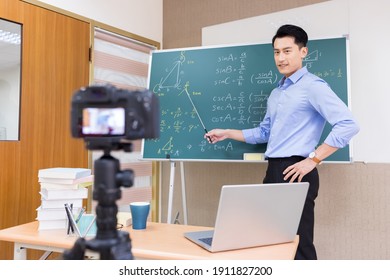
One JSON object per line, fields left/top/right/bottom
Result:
{"left": 278, "top": 66, "right": 308, "bottom": 88}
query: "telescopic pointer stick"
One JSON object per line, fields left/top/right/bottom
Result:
{"left": 184, "top": 88, "right": 212, "bottom": 143}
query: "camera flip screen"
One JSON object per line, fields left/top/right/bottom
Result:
{"left": 82, "top": 108, "right": 125, "bottom": 136}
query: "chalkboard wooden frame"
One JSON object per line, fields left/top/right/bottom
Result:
{"left": 142, "top": 37, "right": 351, "bottom": 162}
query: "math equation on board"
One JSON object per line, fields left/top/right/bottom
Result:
{"left": 143, "top": 38, "right": 348, "bottom": 161}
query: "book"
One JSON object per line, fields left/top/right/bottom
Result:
{"left": 39, "top": 180, "right": 92, "bottom": 190}
{"left": 37, "top": 219, "right": 67, "bottom": 231}
{"left": 38, "top": 167, "right": 91, "bottom": 179}
{"left": 117, "top": 212, "right": 132, "bottom": 227}
{"left": 40, "top": 198, "right": 83, "bottom": 209}
{"left": 40, "top": 187, "right": 88, "bottom": 200}
{"left": 36, "top": 206, "right": 81, "bottom": 220}
{"left": 38, "top": 175, "right": 94, "bottom": 185}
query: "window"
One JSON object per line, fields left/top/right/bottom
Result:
{"left": 92, "top": 27, "right": 157, "bottom": 212}
{"left": 0, "top": 18, "right": 22, "bottom": 141}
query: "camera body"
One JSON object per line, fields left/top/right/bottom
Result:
{"left": 71, "top": 85, "right": 159, "bottom": 149}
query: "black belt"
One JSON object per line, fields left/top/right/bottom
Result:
{"left": 266, "top": 155, "right": 305, "bottom": 162}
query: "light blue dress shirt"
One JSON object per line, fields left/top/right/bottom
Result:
{"left": 242, "top": 66, "right": 359, "bottom": 158}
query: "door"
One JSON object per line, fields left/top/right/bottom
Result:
{"left": 0, "top": 0, "right": 90, "bottom": 260}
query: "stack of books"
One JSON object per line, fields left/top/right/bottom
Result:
{"left": 36, "top": 167, "right": 93, "bottom": 231}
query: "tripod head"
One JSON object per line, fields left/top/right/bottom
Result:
{"left": 64, "top": 85, "right": 159, "bottom": 260}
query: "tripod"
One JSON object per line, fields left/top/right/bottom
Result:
{"left": 63, "top": 145, "right": 134, "bottom": 260}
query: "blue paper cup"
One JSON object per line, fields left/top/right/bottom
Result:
{"left": 130, "top": 202, "right": 150, "bottom": 230}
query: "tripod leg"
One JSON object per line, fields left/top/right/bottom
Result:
{"left": 109, "top": 231, "right": 134, "bottom": 260}
{"left": 62, "top": 238, "right": 87, "bottom": 260}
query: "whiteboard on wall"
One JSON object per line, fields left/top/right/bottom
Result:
{"left": 202, "top": 0, "right": 390, "bottom": 163}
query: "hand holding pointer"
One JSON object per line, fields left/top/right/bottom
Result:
{"left": 205, "top": 129, "right": 245, "bottom": 144}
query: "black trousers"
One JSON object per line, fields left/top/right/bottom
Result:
{"left": 264, "top": 156, "right": 319, "bottom": 260}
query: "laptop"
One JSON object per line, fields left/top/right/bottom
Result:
{"left": 184, "top": 182, "right": 309, "bottom": 252}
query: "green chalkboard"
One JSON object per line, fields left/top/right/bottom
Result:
{"left": 143, "top": 37, "right": 350, "bottom": 161}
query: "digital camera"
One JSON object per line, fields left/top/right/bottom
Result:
{"left": 71, "top": 84, "right": 159, "bottom": 149}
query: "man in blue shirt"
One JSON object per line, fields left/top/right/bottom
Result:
{"left": 205, "top": 24, "right": 360, "bottom": 260}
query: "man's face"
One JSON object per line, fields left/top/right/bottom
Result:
{"left": 273, "top": 36, "right": 307, "bottom": 77}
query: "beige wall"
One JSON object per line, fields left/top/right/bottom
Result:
{"left": 37, "top": 0, "right": 163, "bottom": 44}
{"left": 163, "top": 0, "right": 326, "bottom": 49}
{"left": 162, "top": 0, "right": 390, "bottom": 260}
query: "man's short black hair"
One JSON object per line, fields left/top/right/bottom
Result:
{"left": 272, "top": 24, "right": 308, "bottom": 48}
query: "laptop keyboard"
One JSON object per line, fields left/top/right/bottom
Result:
{"left": 199, "top": 237, "right": 213, "bottom": 246}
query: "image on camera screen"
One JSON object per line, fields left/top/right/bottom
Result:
{"left": 82, "top": 108, "right": 125, "bottom": 136}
